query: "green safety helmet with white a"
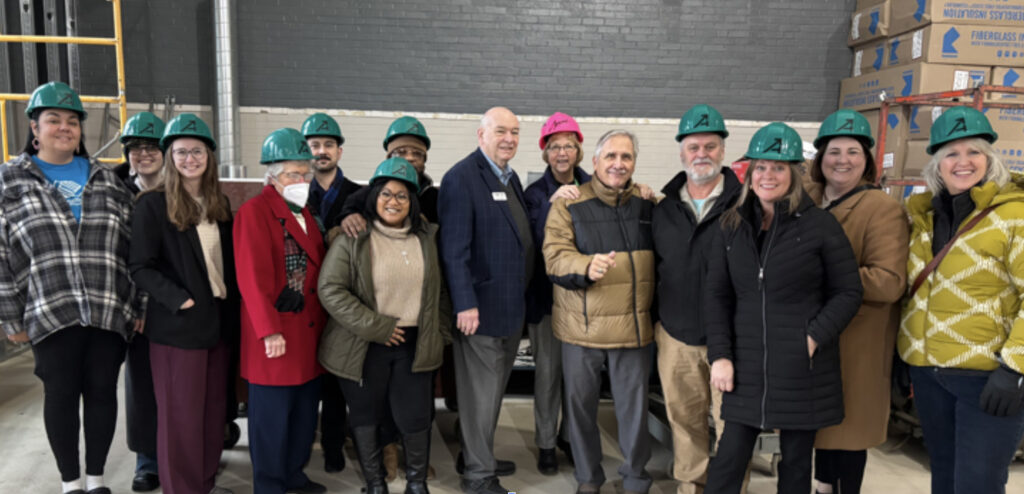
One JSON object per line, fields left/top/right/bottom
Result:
{"left": 675, "top": 104, "right": 728, "bottom": 141}
{"left": 926, "top": 106, "right": 998, "bottom": 155}
{"left": 383, "top": 116, "right": 431, "bottom": 151}
{"left": 120, "top": 112, "right": 166, "bottom": 144}
{"left": 161, "top": 113, "right": 217, "bottom": 152}
{"left": 301, "top": 112, "right": 345, "bottom": 145}
{"left": 260, "top": 128, "right": 314, "bottom": 165}
{"left": 370, "top": 156, "right": 420, "bottom": 193}
{"left": 26, "top": 81, "right": 87, "bottom": 120}
{"left": 814, "top": 109, "right": 875, "bottom": 149}
{"left": 745, "top": 122, "right": 804, "bottom": 163}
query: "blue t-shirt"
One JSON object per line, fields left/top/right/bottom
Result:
{"left": 33, "top": 155, "right": 90, "bottom": 222}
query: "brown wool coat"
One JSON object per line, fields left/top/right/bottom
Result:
{"left": 805, "top": 181, "right": 910, "bottom": 450}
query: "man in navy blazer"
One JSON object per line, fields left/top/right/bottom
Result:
{"left": 439, "top": 107, "right": 533, "bottom": 494}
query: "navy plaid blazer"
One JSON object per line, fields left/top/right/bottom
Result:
{"left": 438, "top": 148, "right": 530, "bottom": 338}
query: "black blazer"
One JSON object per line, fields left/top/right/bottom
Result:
{"left": 129, "top": 191, "right": 240, "bottom": 349}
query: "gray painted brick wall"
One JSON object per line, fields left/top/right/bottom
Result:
{"left": 67, "top": 0, "right": 853, "bottom": 121}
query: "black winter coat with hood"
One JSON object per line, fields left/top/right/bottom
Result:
{"left": 705, "top": 193, "right": 863, "bottom": 430}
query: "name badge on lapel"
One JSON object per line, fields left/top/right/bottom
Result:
{"left": 492, "top": 191, "right": 508, "bottom": 202}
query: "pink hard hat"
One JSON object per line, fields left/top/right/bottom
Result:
{"left": 539, "top": 112, "right": 583, "bottom": 150}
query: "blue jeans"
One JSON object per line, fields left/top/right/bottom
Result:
{"left": 909, "top": 366, "right": 1024, "bottom": 494}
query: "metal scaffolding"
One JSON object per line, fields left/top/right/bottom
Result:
{"left": 0, "top": 0, "right": 127, "bottom": 164}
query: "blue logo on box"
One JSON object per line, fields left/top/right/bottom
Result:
{"left": 913, "top": 0, "right": 925, "bottom": 21}
{"left": 901, "top": 73, "right": 914, "bottom": 96}
{"left": 942, "top": 27, "right": 960, "bottom": 57}
{"left": 887, "top": 113, "right": 900, "bottom": 129}
{"left": 869, "top": 11, "right": 880, "bottom": 34}
{"left": 888, "top": 40, "right": 900, "bottom": 65}
{"left": 1005, "top": 70, "right": 1020, "bottom": 87}
{"left": 910, "top": 107, "right": 921, "bottom": 132}
{"left": 875, "top": 46, "right": 885, "bottom": 71}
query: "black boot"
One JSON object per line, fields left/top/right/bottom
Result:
{"left": 402, "top": 429, "right": 431, "bottom": 494}
{"left": 352, "top": 426, "right": 389, "bottom": 494}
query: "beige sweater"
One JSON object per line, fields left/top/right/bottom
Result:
{"left": 369, "top": 220, "right": 424, "bottom": 327}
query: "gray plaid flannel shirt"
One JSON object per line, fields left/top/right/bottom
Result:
{"left": 0, "top": 153, "right": 144, "bottom": 344}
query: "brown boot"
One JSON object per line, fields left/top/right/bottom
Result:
{"left": 382, "top": 442, "right": 399, "bottom": 482}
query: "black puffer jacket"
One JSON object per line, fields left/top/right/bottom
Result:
{"left": 705, "top": 194, "right": 862, "bottom": 430}
{"left": 652, "top": 168, "right": 742, "bottom": 345}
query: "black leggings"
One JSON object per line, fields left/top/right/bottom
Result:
{"left": 705, "top": 422, "right": 816, "bottom": 494}
{"left": 32, "top": 326, "right": 127, "bottom": 481}
{"left": 815, "top": 449, "right": 867, "bottom": 494}
{"left": 338, "top": 327, "right": 432, "bottom": 435}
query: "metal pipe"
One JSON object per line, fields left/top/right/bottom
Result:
{"left": 65, "top": 0, "right": 81, "bottom": 90}
{"left": 42, "top": 0, "right": 63, "bottom": 82}
{"left": 212, "top": 0, "right": 243, "bottom": 178}
{"left": 0, "top": 34, "right": 118, "bottom": 46}
{"left": 0, "top": 93, "right": 120, "bottom": 103}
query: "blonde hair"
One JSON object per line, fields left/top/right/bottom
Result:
{"left": 922, "top": 137, "right": 1009, "bottom": 194}
{"left": 721, "top": 160, "right": 805, "bottom": 231}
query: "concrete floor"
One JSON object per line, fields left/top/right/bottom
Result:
{"left": 2, "top": 349, "right": 1023, "bottom": 494}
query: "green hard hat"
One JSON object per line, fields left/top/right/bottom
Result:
{"left": 383, "top": 116, "right": 431, "bottom": 150}
{"left": 25, "top": 81, "right": 87, "bottom": 120}
{"left": 160, "top": 113, "right": 217, "bottom": 152}
{"left": 120, "top": 112, "right": 165, "bottom": 144}
{"left": 675, "top": 104, "right": 728, "bottom": 141}
{"left": 814, "top": 109, "right": 875, "bottom": 149}
{"left": 260, "top": 128, "right": 314, "bottom": 165}
{"left": 370, "top": 157, "right": 420, "bottom": 193}
{"left": 927, "top": 106, "right": 998, "bottom": 155}
{"left": 301, "top": 112, "right": 344, "bottom": 145}
{"left": 745, "top": 122, "right": 804, "bottom": 163}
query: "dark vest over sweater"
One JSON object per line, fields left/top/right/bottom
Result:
{"left": 503, "top": 180, "right": 535, "bottom": 285}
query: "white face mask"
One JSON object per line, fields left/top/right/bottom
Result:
{"left": 280, "top": 182, "right": 309, "bottom": 207}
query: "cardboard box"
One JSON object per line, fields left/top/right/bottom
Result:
{"left": 839, "top": 63, "right": 990, "bottom": 111}
{"left": 852, "top": 41, "right": 889, "bottom": 76}
{"left": 885, "top": 24, "right": 1024, "bottom": 68}
{"left": 905, "top": 105, "right": 945, "bottom": 140}
{"left": 987, "top": 67, "right": 1024, "bottom": 102}
{"left": 863, "top": 108, "right": 911, "bottom": 176}
{"left": 994, "top": 140, "right": 1024, "bottom": 171}
{"left": 850, "top": 2, "right": 891, "bottom": 47}
{"left": 857, "top": 0, "right": 887, "bottom": 10}
{"left": 986, "top": 107, "right": 1024, "bottom": 140}
{"left": 903, "top": 140, "right": 930, "bottom": 177}
{"left": 890, "top": 0, "right": 1024, "bottom": 36}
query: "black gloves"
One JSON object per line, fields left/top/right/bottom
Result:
{"left": 980, "top": 365, "right": 1024, "bottom": 417}
{"left": 273, "top": 287, "right": 305, "bottom": 313}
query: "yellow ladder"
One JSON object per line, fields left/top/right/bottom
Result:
{"left": 0, "top": 0, "right": 127, "bottom": 164}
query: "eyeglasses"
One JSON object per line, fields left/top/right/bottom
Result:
{"left": 379, "top": 190, "right": 410, "bottom": 203}
{"left": 129, "top": 144, "right": 161, "bottom": 155}
{"left": 548, "top": 144, "right": 577, "bottom": 154}
{"left": 280, "top": 172, "right": 315, "bottom": 182}
{"left": 172, "top": 148, "right": 207, "bottom": 160}
{"left": 389, "top": 147, "right": 426, "bottom": 162}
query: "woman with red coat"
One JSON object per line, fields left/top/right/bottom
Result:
{"left": 234, "top": 128, "right": 327, "bottom": 494}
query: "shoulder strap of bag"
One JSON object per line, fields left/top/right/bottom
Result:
{"left": 909, "top": 205, "right": 997, "bottom": 297}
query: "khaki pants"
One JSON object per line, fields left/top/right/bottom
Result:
{"left": 656, "top": 324, "right": 749, "bottom": 494}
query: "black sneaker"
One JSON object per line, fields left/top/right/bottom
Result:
{"left": 460, "top": 476, "right": 510, "bottom": 494}
{"left": 131, "top": 471, "right": 160, "bottom": 492}
{"left": 537, "top": 448, "right": 558, "bottom": 475}
{"left": 287, "top": 480, "right": 327, "bottom": 494}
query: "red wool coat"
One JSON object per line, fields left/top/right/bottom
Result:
{"left": 234, "top": 185, "right": 326, "bottom": 386}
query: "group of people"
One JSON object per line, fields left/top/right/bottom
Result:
{"left": 1, "top": 80, "right": 1023, "bottom": 494}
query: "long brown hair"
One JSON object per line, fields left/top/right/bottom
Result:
{"left": 721, "top": 159, "right": 805, "bottom": 231}
{"left": 159, "top": 141, "right": 231, "bottom": 231}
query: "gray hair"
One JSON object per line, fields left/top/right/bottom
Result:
{"left": 263, "top": 163, "right": 285, "bottom": 186}
{"left": 922, "top": 137, "right": 1009, "bottom": 194}
{"left": 593, "top": 129, "right": 639, "bottom": 160}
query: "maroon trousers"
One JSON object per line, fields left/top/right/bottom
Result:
{"left": 150, "top": 340, "right": 229, "bottom": 494}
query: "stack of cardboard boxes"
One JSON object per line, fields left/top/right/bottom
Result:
{"left": 841, "top": 0, "right": 1024, "bottom": 177}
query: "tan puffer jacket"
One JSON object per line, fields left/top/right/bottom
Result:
{"left": 542, "top": 178, "right": 656, "bottom": 349}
